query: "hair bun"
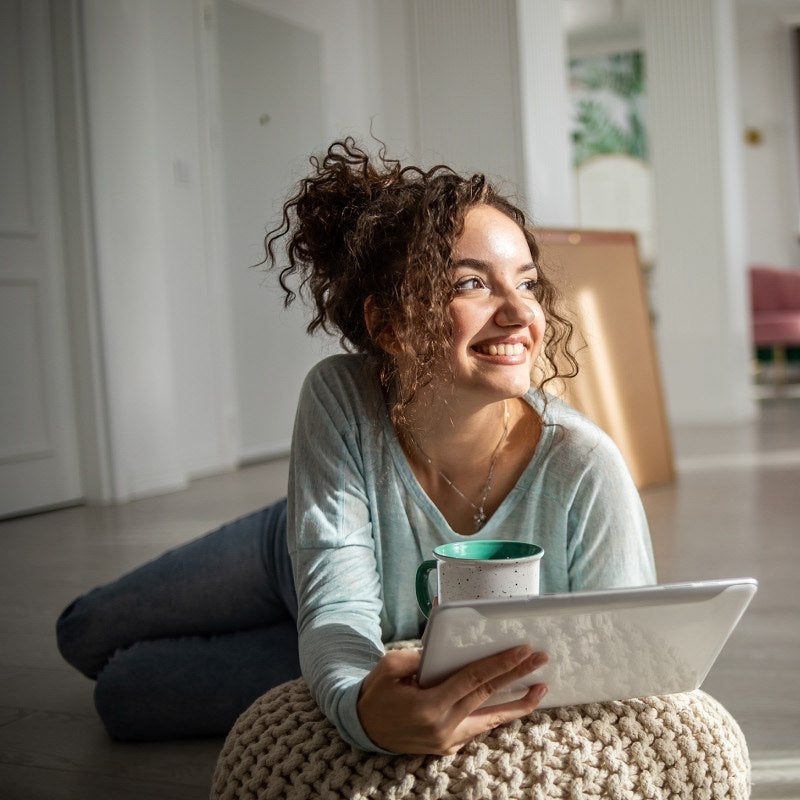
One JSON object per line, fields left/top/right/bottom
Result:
{"left": 270, "top": 139, "right": 399, "bottom": 287}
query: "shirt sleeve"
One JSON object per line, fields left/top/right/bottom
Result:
{"left": 286, "top": 360, "right": 391, "bottom": 753}
{"left": 564, "top": 427, "right": 657, "bottom": 591}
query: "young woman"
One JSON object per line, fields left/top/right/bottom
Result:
{"left": 57, "top": 139, "right": 656, "bottom": 755}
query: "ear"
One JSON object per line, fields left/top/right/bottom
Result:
{"left": 364, "top": 296, "right": 402, "bottom": 355}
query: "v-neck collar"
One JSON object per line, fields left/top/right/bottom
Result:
{"left": 382, "top": 390, "right": 554, "bottom": 539}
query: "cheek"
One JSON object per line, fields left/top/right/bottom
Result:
{"left": 449, "top": 306, "right": 480, "bottom": 343}
{"left": 529, "top": 304, "right": 546, "bottom": 348}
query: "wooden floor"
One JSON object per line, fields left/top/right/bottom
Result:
{"left": 1, "top": 394, "right": 798, "bottom": 799}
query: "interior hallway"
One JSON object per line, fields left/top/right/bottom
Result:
{"left": 0, "top": 394, "right": 798, "bottom": 799}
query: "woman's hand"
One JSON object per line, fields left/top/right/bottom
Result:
{"left": 356, "top": 645, "right": 548, "bottom": 755}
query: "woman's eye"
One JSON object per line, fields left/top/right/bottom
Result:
{"left": 454, "top": 276, "right": 486, "bottom": 292}
{"left": 518, "top": 278, "right": 540, "bottom": 294}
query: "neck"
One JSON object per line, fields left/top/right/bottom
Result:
{"left": 400, "top": 393, "right": 541, "bottom": 534}
{"left": 402, "top": 397, "right": 511, "bottom": 473}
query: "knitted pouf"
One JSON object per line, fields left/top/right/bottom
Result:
{"left": 211, "top": 674, "right": 750, "bottom": 800}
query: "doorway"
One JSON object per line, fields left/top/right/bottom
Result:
{"left": 216, "top": 0, "right": 333, "bottom": 460}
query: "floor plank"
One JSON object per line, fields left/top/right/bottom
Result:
{"left": 0, "top": 762, "right": 213, "bottom": 800}
{"left": 0, "top": 709, "right": 221, "bottom": 791}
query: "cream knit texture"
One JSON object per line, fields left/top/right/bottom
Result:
{"left": 211, "top": 648, "right": 750, "bottom": 800}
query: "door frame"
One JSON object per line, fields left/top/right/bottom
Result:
{"left": 49, "top": 0, "right": 113, "bottom": 504}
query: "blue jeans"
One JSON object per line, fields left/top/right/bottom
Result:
{"left": 56, "top": 498, "right": 299, "bottom": 740}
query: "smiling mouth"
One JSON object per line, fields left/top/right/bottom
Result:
{"left": 473, "top": 342, "right": 526, "bottom": 357}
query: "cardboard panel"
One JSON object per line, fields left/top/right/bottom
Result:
{"left": 535, "top": 229, "right": 674, "bottom": 489}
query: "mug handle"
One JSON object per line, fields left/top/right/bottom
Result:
{"left": 415, "top": 559, "right": 437, "bottom": 618}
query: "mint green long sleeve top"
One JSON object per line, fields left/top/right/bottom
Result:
{"left": 286, "top": 354, "right": 656, "bottom": 753}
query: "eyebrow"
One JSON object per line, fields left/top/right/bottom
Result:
{"left": 452, "top": 258, "right": 537, "bottom": 272}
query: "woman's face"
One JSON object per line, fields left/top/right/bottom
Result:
{"left": 443, "top": 204, "right": 546, "bottom": 402}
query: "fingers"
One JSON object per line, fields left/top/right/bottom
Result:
{"left": 444, "top": 682, "right": 548, "bottom": 749}
{"left": 357, "top": 647, "right": 547, "bottom": 755}
{"left": 467, "top": 682, "right": 549, "bottom": 728}
{"left": 437, "top": 646, "right": 548, "bottom": 715}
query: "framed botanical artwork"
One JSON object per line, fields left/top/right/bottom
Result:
{"left": 569, "top": 51, "right": 647, "bottom": 167}
{"left": 568, "top": 51, "right": 655, "bottom": 267}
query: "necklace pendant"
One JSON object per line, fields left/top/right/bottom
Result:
{"left": 409, "top": 399, "right": 508, "bottom": 535}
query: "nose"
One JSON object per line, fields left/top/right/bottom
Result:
{"left": 494, "top": 291, "right": 537, "bottom": 328}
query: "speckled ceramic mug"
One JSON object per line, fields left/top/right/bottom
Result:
{"left": 415, "top": 540, "right": 544, "bottom": 617}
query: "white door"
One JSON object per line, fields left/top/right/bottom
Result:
{"left": 217, "top": 0, "right": 332, "bottom": 460}
{"left": 0, "top": 0, "right": 82, "bottom": 517}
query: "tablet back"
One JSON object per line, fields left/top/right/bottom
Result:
{"left": 417, "top": 578, "right": 757, "bottom": 709}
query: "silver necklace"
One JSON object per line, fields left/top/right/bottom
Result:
{"left": 409, "top": 400, "right": 510, "bottom": 532}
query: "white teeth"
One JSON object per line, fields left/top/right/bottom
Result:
{"left": 479, "top": 342, "right": 524, "bottom": 356}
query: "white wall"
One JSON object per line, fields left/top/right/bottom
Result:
{"left": 643, "top": 0, "right": 754, "bottom": 425}
{"left": 214, "top": 0, "right": 330, "bottom": 460}
{"left": 405, "top": 0, "right": 523, "bottom": 184}
{"left": 738, "top": 0, "right": 800, "bottom": 267}
{"left": 80, "top": 0, "right": 238, "bottom": 500}
{"left": 152, "top": 1, "right": 240, "bottom": 477}
{"left": 81, "top": 0, "right": 183, "bottom": 500}
{"left": 235, "top": 0, "right": 385, "bottom": 142}
{"left": 516, "top": 0, "right": 576, "bottom": 226}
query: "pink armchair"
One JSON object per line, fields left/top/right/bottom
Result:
{"left": 749, "top": 265, "right": 800, "bottom": 381}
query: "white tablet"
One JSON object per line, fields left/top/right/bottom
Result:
{"left": 417, "top": 577, "right": 757, "bottom": 708}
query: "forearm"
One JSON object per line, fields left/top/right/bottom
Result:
{"left": 298, "top": 621, "right": 387, "bottom": 752}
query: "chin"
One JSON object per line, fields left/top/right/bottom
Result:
{"left": 458, "top": 365, "right": 533, "bottom": 399}
{"left": 488, "top": 378, "right": 532, "bottom": 400}
{"left": 504, "top": 369, "right": 534, "bottom": 396}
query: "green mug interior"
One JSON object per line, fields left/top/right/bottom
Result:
{"left": 432, "top": 540, "right": 543, "bottom": 561}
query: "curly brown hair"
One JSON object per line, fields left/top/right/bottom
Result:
{"left": 263, "top": 138, "right": 577, "bottom": 426}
